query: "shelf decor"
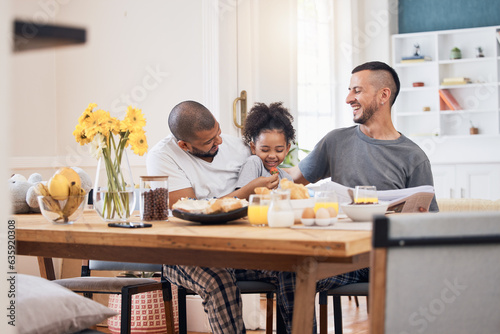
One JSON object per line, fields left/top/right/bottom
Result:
{"left": 449, "top": 47, "right": 462, "bottom": 59}
{"left": 392, "top": 25, "right": 500, "bottom": 137}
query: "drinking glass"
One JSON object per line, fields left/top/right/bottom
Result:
{"left": 248, "top": 194, "right": 271, "bottom": 226}
{"left": 314, "top": 191, "right": 339, "bottom": 216}
{"left": 354, "top": 186, "right": 378, "bottom": 204}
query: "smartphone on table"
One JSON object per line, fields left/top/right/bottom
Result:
{"left": 108, "top": 222, "right": 152, "bottom": 228}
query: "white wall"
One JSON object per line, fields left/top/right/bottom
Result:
{"left": 10, "top": 0, "right": 207, "bottom": 183}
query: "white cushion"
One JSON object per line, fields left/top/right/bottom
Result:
{"left": 17, "top": 274, "right": 117, "bottom": 334}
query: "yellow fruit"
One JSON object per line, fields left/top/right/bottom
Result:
{"left": 48, "top": 174, "right": 71, "bottom": 201}
{"left": 54, "top": 167, "right": 81, "bottom": 188}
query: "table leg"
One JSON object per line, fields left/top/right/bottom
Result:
{"left": 291, "top": 258, "right": 319, "bottom": 334}
{"left": 37, "top": 256, "right": 56, "bottom": 280}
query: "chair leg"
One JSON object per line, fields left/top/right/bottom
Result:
{"left": 366, "top": 296, "right": 369, "bottom": 313}
{"left": 177, "top": 287, "right": 188, "bottom": 334}
{"left": 333, "top": 296, "right": 342, "bottom": 334}
{"left": 161, "top": 281, "right": 176, "bottom": 334}
{"left": 354, "top": 296, "right": 359, "bottom": 307}
{"left": 121, "top": 290, "right": 132, "bottom": 334}
{"left": 319, "top": 291, "right": 328, "bottom": 334}
{"left": 263, "top": 292, "right": 273, "bottom": 334}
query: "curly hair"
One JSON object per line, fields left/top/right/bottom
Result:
{"left": 243, "top": 102, "right": 296, "bottom": 146}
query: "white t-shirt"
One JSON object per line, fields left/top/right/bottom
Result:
{"left": 146, "top": 134, "right": 251, "bottom": 199}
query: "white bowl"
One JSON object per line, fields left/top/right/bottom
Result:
{"left": 315, "top": 218, "right": 334, "bottom": 226}
{"left": 340, "top": 203, "right": 388, "bottom": 222}
{"left": 290, "top": 198, "right": 315, "bottom": 223}
{"left": 301, "top": 218, "right": 315, "bottom": 226}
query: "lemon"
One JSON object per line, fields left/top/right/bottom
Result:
{"left": 48, "top": 174, "right": 71, "bottom": 201}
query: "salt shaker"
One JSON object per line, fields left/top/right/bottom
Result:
{"left": 140, "top": 176, "right": 169, "bottom": 221}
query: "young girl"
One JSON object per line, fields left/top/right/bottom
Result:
{"left": 235, "top": 102, "right": 296, "bottom": 191}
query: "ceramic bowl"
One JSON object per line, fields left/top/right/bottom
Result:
{"left": 300, "top": 218, "right": 315, "bottom": 226}
{"left": 315, "top": 218, "right": 335, "bottom": 226}
{"left": 38, "top": 194, "right": 88, "bottom": 225}
{"left": 340, "top": 203, "right": 388, "bottom": 222}
{"left": 290, "top": 198, "right": 315, "bottom": 223}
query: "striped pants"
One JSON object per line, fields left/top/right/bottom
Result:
{"left": 163, "top": 265, "right": 368, "bottom": 334}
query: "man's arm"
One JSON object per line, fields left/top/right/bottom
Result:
{"left": 284, "top": 166, "right": 310, "bottom": 185}
{"left": 169, "top": 187, "right": 196, "bottom": 209}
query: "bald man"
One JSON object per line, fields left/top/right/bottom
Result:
{"left": 147, "top": 100, "right": 278, "bottom": 207}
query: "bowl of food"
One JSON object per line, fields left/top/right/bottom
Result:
{"left": 340, "top": 202, "right": 388, "bottom": 222}
{"left": 38, "top": 194, "right": 88, "bottom": 224}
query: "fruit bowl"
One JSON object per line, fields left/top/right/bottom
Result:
{"left": 37, "top": 194, "right": 88, "bottom": 225}
{"left": 340, "top": 203, "right": 388, "bottom": 222}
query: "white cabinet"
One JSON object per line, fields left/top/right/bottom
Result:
{"left": 392, "top": 26, "right": 500, "bottom": 138}
{"left": 432, "top": 163, "right": 500, "bottom": 200}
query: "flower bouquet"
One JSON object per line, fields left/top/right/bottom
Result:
{"left": 73, "top": 103, "right": 148, "bottom": 221}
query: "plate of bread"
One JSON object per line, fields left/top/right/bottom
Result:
{"left": 172, "top": 197, "right": 248, "bottom": 224}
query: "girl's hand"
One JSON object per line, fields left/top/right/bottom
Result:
{"left": 250, "top": 174, "right": 279, "bottom": 190}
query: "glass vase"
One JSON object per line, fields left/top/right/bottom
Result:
{"left": 93, "top": 149, "right": 136, "bottom": 222}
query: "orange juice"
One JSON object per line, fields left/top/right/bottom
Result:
{"left": 314, "top": 202, "right": 339, "bottom": 214}
{"left": 354, "top": 197, "right": 378, "bottom": 204}
{"left": 248, "top": 205, "right": 269, "bottom": 225}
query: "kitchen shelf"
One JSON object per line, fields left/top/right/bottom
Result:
{"left": 13, "top": 20, "right": 86, "bottom": 52}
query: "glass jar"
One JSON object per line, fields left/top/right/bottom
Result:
{"left": 267, "top": 189, "right": 294, "bottom": 228}
{"left": 140, "top": 176, "right": 169, "bottom": 221}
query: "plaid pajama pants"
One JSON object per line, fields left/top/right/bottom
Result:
{"left": 163, "top": 264, "right": 369, "bottom": 334}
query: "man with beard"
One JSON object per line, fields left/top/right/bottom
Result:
{"left": 147, "top": 100, "right": 278, "bottom": 208}
{"left": 280, "top": 61, "right": 438, "bottom": 333}
{"left": 146, "top": 100, "right": 279, "bottom": 334}
{"left": 288, "top": 61, "right": 438, "bottom": 208}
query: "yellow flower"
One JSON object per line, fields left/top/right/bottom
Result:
{"left": 78, "top": 103, "right": 98, "bottom": 125}
{"left": 122, "top": 106, "right": 146, "bottom": 133}
{"left": 73, "top": 123, "right": 92, "bottom": 145}
{"left": 128, "top": 130, "right": 148, "bottom": 156}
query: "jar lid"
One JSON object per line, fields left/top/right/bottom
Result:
{"left": 140, "top": 175, "right": 168, "bottom": 180}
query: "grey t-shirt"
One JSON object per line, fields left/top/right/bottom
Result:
{"left": 236, "top": 155, "right": 293, "bottom": 189}
{"left": 299, "top": 125, "right": 439, "bottom": 211}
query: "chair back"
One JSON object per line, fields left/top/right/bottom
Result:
{"left": 370, "top": 212, "right": 500, "bottom": 334}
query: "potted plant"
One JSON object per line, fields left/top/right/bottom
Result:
{"left": 450, "top": 47, "right": 462, "bottom": 60}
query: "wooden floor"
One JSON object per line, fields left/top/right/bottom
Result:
{"left": 97, "top": 295, "right": 368, "bottom": 334}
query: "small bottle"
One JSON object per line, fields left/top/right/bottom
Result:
{"left": 267, "top": 189, "right": 294, "bottom": 228}
{"left": 140, "top": 176, "right": 169, "bottom": 221}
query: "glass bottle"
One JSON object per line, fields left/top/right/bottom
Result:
{"left": 267, "top": 189, "right": 294, "bottom": 228}
{"left": 140, "top": 176, "right": 169, "bottom": 221}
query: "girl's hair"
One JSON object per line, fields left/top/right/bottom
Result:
{"left": 243, "top": 102, "right": 296, "bottom": 145}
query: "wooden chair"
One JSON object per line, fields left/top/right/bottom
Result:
{"left": 370, "top": 212, "right": 500, "bottom": 334}
{"left": 53, "top": 260, "right": 175, "bottom": 334}
{"left": 177, "top": 281, "right": 286, "bottom": 334}
{"left": 318, "top": 282, "right": 369, "bottom": 334}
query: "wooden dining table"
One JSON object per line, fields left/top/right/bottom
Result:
{"left": 14, "top": 210, "right": 371, "bottom": 334}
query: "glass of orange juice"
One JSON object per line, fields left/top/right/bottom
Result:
{"left": 248, "top": 194, "right": 271, "bottom": 226}
{"left": 354, "top": 186, "right": 378, "bottom": 204}
{"left": 313, "top": 191, "right": 339, "bottom": 216}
